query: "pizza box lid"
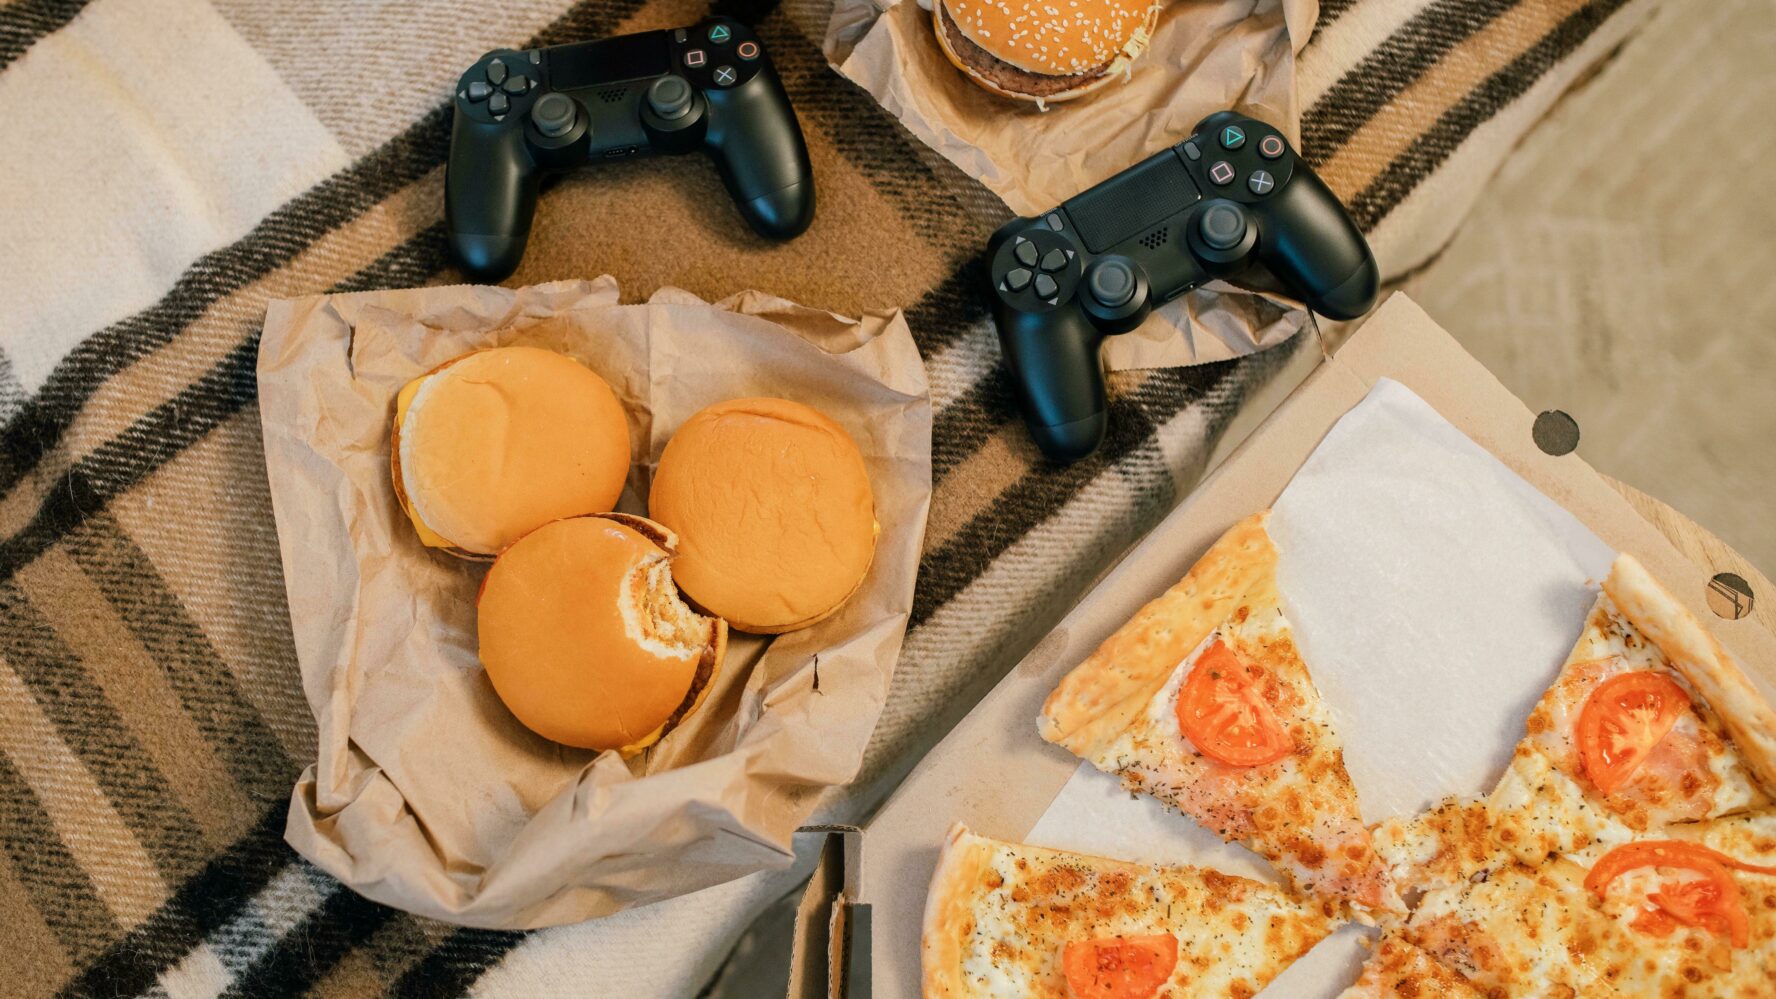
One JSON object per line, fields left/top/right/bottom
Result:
{"left": 837, "top": 291, "right": 1776, "bottom": 998}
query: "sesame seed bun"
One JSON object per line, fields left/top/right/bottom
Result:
{"left": 933, "top": 0, "right": 1161, "bottom": 103}
{"left": 476, "top": 513, "right": 727, "bottom": 755}
{"left": 648, "top": 398, "right": 877, "bottom": 635}
{"left": 390, "top": 346, "right": 631, "bottom": 559}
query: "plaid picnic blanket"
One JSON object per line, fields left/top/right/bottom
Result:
{"left": 0, "top": 0, "right": 1655, "bottom": 994}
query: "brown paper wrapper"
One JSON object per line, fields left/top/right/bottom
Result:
{"left": 256, "top": 278, "right": 931, "bottom": 928}
{"left": 825, "top": 0, "right": 1316, "bottom": 368}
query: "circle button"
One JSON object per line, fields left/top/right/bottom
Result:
{"left": 737, "top": 40, "right": 760, "bottom": 60}
{"left": 1086, "top": 259, "right": 1136, "bottom": 309}
{"left": 1258, "top": 134, "right": 1286, "bottom": 159}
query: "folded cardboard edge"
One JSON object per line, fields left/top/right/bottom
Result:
{"left": 837, "top": 291, "right": 1776, "bottom": 998}
{"left": 788, "top": 826, "right": 868, "bottom": 999}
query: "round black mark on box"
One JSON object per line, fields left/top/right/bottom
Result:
{"left": 1532, "top": 410, "right": 1580, "bottom": 456}
{"left": 1707, "top": 572, "right": 1754, "bottom": 621}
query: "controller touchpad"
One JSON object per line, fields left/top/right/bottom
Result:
{"left": 1065, "top": 152, "right": 1201, "bottom": 254}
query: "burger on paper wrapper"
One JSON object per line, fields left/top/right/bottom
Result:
{"left": 391, "top": 346, "right": 631, "bottom": 558}
{"left": 650, "top": 397, "right": 878, "bottom": 634}
{"left": 932, "top": 0, "right": 1163, "bottom": 105}
{"left": 476, "top": 512, "right": 727, "bottom": 755}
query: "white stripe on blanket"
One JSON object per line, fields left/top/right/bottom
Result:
{"left": 0, "top": 0, "right": 348, "bottom": 394}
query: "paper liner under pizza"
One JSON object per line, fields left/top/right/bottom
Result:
{"left": 1037, "top": 512, "right": 1403, "bottom": 917}
{"left": 1486, "top": 553, "right": 1776, "bottom": 866}
{"left": 920, "top": 823, "right": 1338, "bottom": 998}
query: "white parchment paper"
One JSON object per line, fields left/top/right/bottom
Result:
{"left": 1027, "top": 378, "right": 1617, "bottom": 996}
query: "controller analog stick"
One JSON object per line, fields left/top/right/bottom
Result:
{"left": 1085, "top": 259, "right": 1136, "bottom": 309}
{"left": 647, "top": 76, "right": 694, "bottom": 120}
{"left": 1198, "top": 203, "right": 1248, "bottom": 251}
{"left": 531, "top": 93, "right": 577, "bottom": 137}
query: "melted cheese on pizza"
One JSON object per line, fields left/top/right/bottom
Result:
{"left": 1084, "top": 606, "right": 1398, "bottom": 915}
{"left": 1489, "top": 593, "right": 1767, "bottom": 864}
{"left": 922, "top": 825, "right": 1336, "bottom": 998}
{"left": 1333, "top": 935, "right": 1485, "bottom": 999}
{"left": 1405, "top": 861, "right": 1625, "bottom": 998}
{"left": 1371, "top": 797, "right": 1505, "bottom": 900}
{"left": 1560, "top": 811, "right": 1776, "bottom": 997}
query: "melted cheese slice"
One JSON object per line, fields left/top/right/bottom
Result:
{"left": 1079, "top": 584, "right": 1400, "bottom": 915}
{"left": 1333, "top": 935, "right": 1485, "bottom": 999}
{"left": 922, "top": 824, "right": 1337, "bottom": 998}
{"left": 1561, "top": 810, "right": 1776, "bottom": 998}
{"left": 1371, "top": 796, "right": 1505, "bottom": 899}
{"left": 1488, "top": 592, "right": 1768, "bottom": 865}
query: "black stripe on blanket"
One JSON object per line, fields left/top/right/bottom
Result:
{"left": 0, "top": 750, "right": 118, "bottom": 968}
{"left": 0, "top": 0, "right": 649, "bottom": 508}
{"left": 0, "top": 0, "right": 91, "bottom": 74}
{"left": 1313, "top": 0, "right": 1360, "bottom": 32}
{"left": 56, "top": 808, "right": 290, "bottom": 999}
{"left": 389, "top": 928, "right": 531, "bottom": 999}
{"left": 61, "top": 514, "right": 295, "bottom": 802}
{"left": 1347, "top": 0, "right": 1634, "bottom": 231}
{"left": 217, "top": 888, "right": 396, "bottom": 999}
{"left": 910, "top": 361, "right": 1240, "bottom": 630}
{"left": 0, "top": 582, "right": 210, "bottom": 879}
{"left": 1301, "top": 0, "right": 1518, "bottom": 163}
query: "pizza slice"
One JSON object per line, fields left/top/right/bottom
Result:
{"left": 1560, "top": 808, "right": 1776, "bottom": 997}
{"left": 1332, "top": 935, "right": 1484, "bottom": 999}
{"left": 1404, "top": 860, "right": 1626, "bottom": 998}
{"left": 921, "top": 824, "right": 1337, "bottom": 999}
{"left": 1370, "top": 796, "right": 1504, "bottom": 900}
{"left": 1038, "top": 512, "right": 1402, "bottom": 916}
{"left": 1486, "top": 554, "right": 1776, "bottom": 865}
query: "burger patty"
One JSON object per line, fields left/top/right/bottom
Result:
{"left": 939, "top": 3, "right": 1111, "bottom": 98}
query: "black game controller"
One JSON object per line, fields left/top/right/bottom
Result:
{"left": 987, "top": 112, "right": 1380, "bottom": 462}
{"left": 446, "top": 18, "right": 816, "bottom": 282}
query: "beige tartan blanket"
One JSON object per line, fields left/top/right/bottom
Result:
{"left": 0, "top": 0, "right": 1655, "bottom": 994}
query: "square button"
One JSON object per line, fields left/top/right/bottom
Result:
{"left": 684, "top": 49, "right": 707, "bottom": 68}
{"left": 1208, "top": 161, "right": 1236, "bottom": 185}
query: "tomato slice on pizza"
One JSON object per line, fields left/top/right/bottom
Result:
{"left": 921, "top": 824, "right": 1335, "bottom": 999}
{"left": 1038, "top": 512, "right": 1402, "bottom": 917}
{"left": 1487, "top": 555, "right": 1776, "bottom": 865}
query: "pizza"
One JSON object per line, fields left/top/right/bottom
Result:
{"left": 1037, "top": 512, "right": 1401, "bottom": 916}
{"left": 1370, "top": 796, "right": 1501, "bottom": 899}
{"left": 1486, "top": 555, "right": 1776, "bottom": 865}
{"left": 920, "top": 824, "right": 1337, "bottom": 998}
{"left": 1332, "top": 935, "right": 1485, "bottom": 999}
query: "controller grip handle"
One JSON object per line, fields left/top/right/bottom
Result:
{"left": 1255, "top": 167, "right": 1379, "bottom": 321}
{"left": 997, "top": 303, "right": 1110, "bottom": 463}
{"left": 445, "top": 112, "right": 539, "bottom": 283}
{"left": 703, "top": 68, "right": 815, "bottom": 239}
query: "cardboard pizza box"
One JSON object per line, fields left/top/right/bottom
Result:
{"left": 827, "top": 292, "right": 1776, "bottom": 998}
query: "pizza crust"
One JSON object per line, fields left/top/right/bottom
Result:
{"left": 922, "top": 823, "right": 993, "bottom": 998}
{"left": 1603, "top": 553, "right": 1776, "bottom": 796}
{"left": 1038, "top": 511, "right": 1275, "bottom": 759}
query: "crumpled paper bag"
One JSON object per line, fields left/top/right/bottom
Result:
{"left": 256, "top": 278, "right": 932, "bottom": 928}
{"left": 825, "top": 0, "right": 1317, "bottom": 368}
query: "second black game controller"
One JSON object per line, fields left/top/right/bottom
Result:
{"left": 446, "top": 18, "right": 816, "bottom": 282}
{"left": 987, "top": 111, "right": 1380, "bottom": 462}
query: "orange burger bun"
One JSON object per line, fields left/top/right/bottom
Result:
{"left": 476, "top": 513, "right": 726, "bottom": 754}
{"left": 390, "top": 346, "right": 631, "bottom": 558}
{"left": 649, "top": 398, "right": 877, "bottom": 634}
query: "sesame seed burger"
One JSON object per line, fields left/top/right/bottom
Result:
{"left": 934, "top": 0, "right": 1162, "bottom": 104}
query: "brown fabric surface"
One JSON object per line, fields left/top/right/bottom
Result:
{"left": 0, "top": 0, "right": 1658, "bottom": 993}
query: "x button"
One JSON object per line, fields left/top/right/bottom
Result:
{"left": 713, "top": 65, "right": 738, "bottom": 86}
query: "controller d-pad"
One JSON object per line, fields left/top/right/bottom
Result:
{"left": 488, "top": 92, "right": 510, "bottom": 116}
{"left": 468, "top": 80, "right": 492, "bottom": 102}
{"left": 502, "top": 75, "right": 529, "bottom": 95}
{"left": 1033, "top": 274, "right": 1059, "bottom": 299}
{"left": 487, "top": 59, "right": 508, "bottom": 85}
{"left": 1014, "top": 239, "right": 1039, "bottom": 267}
{"left": 1004, "top": 268, "right": 1033, "bottom": 292}
{"left": 1040, "top": 248, "right": 1068, "bottom": 272}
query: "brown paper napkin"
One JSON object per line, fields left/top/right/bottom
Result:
{"left": 257, "top": 278, "right": 931, "bottom": 928}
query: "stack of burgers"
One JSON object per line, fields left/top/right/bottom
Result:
{"left": 391, "top": 345, "right": 878, "bottom": 755}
